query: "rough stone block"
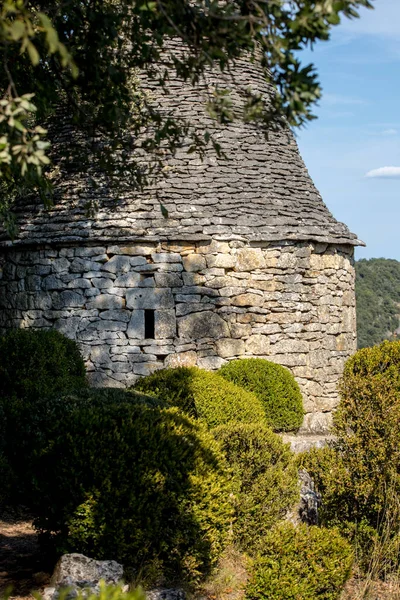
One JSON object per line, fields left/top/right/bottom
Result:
{"left": 114, "top": 273, "right": 141, "bottom": 287}
{"left": 245, "top": 334, "right": 270, "bottom": 355}
{"left": 43, "top": 275, "right": 64, "bottom": 290}
{"left": 133, "top": 362, "right": 163, "bottom": 376}
{"left": 155, "top": 273, "right": 183, "bottom": 287}
{"left": 231, "top": 293, "right": 264, "bottom": 307}
{"left": 164, "top": 351, "right": 197, "bottom": 368}
{"left": 155, "top": 309, "right": 176, "bottom": 339}
{"left": 52, "top": 290, "right": 84, "bottom": 310}
{"left": 178, "top": 311, "right": 229, "bottom": 340}
{"left": 52, "top": 258, "right": 71, "bottom": 273}
{"left": 89, "top": 294, "right": 125, "bottom": 310}
{"left": 107, "top": 244, "right": 155, "bottom": 256}
{"left": 75, "top": 247, "right": 106, "bottom": 258}
{"left": 54, "top": 317, "right": 81, "bottom": 339}
{"left": 67, "top": 278, "right": 92, "bottom": 289}
{"left": 182, "top": 254, "right": 206, "bottom": 272}
{"left": 206, "top": 254, "right": 236, "bottom": 269}
{"left": 216, "top": 338, "right": 245, "bottom": 358}
{"left": 71, "top": 258, "right": 101, "bottom": 273}
{"left": 235, "top": 248, "right": 266, "bottom": 271}
{"left": 102, "top": 255, "right": 133, "bottom": 274}
{"left": 91, "top": 278, "right": 113, "bottom": 289}
{"left": 126, "top": 288, "right": 174, "bottom": 309}
{"left": 127, "top": 310, "right": 145, "bottom": 339}
{"left": 152, "top": 252, "right": 182, "bottom": 263}
{"left": 100, "top": 310, "right": 131, "bottom": 322}
{"left": 197, "top": 355, "right": 226, "bottom": 370}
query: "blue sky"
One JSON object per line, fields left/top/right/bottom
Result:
{"left": 296, "top": 0, "right": 400, "bottom": 260}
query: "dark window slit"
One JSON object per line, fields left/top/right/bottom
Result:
{"left": 144, "top": 309, "right": 155, "bottom": 339}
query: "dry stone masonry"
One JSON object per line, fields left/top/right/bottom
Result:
{"left": 0, "top": 239, "right": 356, "bottom": 433}
{"left": 0, "top": 45, "right": 363, "bottom": 435}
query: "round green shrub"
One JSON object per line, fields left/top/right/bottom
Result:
{"left": 213, "top": 422, "right": 299, "bottom": 553}
{"left": 245, "top": 523, "right": 353, "bottom": 600}
{"left": 218, "top": 359, "right": 304, "bottom": 432}
{"left": 32, "top": 389, "right": 233, "bottom": 582}
{"left": 0, "top": 328, "right": 87, "bottom": 401}
{"left": 133, "top": 366, "right": 266, "bottom": 428}
{"left": 0, "top": 329, "right": 87, "bottom": 504}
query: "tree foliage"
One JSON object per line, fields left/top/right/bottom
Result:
{"left": 355, "top": 258, "right": 400, "bottom": 349}
{"left": 0, "top": 0, "right": 373, "bottom": 232}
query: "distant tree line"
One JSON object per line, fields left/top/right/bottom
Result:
{"left": 355, "top": 258, "right": 400, "bottom": 349}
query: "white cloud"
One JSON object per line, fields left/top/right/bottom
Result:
{"left": 382, "top": 129, "right": 398, "bottom": 136}
{"left": 365, "top": 166, "right": 400, "bottom": 178}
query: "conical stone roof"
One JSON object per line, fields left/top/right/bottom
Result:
{"left": 1, "top": 46, "right": 362, "bottom": 248}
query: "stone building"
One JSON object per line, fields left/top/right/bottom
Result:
{"left": 0, "top": 52, "right": 362, "bottom": 435}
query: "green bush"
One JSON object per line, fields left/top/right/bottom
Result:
{"left": 133, "top": 366, "right": 266, "bottom": 429}
{"left": 218, "top": 359, "right": 303, "bottom": 432}
{"left": 297, "top": 446, "right": 353, "bottom": 527}
{"left": 245, "top": 523, "right": 353, "bottom": 600}
{"left": 0, "top": 329, "right": 87, "bottom": 505}
{"left": 31, "top": 388, "right": 233, "bottom": 582}
{"left": 213, "top": 423, "right": 299, "bottom": 553}
{"left": 298, "top": 342, "right": 400, "bottom": 575}
{"left": 334, "top": 340, "right": 400, "bottom": 522}
{"left": 0, "top": 328, "right": 87, "bottom": 401}
{"left": 71, "top": 583, "right": 145, "bottom": 600}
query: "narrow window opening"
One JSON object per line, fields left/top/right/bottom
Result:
{"left": 144, "top": 309, "right": 155, "bottom": 339}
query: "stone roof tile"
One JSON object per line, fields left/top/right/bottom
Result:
{"left": 0, "top": 43, "right": 363, "bottom": 247}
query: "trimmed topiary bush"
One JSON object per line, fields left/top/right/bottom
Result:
{"left": 219, "top": 358, "right": 303, "bottom": 432}
{"left": 245, "top": 523, "right": 353, "bottom": 600}
{"left": 31, "top": 389, "right": 233, "bottom": 582}
{"left": 133, "top": 366, "right": 266, "bottom": 428}
{"left": 213, "top": 422, "right": 299, "bottom": 553}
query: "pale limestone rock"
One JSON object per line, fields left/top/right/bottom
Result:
{"left": 164, "top": 351, "right": 197, "bottom": 368}
{"left": 216, "top": 338, "right": 245, "bottom": 358}
{"left": 197, "top": 355, "right": 226, "bottom": 369}
{"left": 231, "top": 293, "right": 264, "bottom": 307}
{"left": 126, "top": 288, "right": 174, "bottom": 309}
{"left": 107, "top": 244, "right": 155, "bottom": 255}
{"left": 245, "top": 334, "right": 270, "bottom": 355}
{"left": 178, "top": 311, "right": 230, "bottom": 340}
{"left": 182, "top": 254, "right": 206, "bottom": 272}
{"left": 42, "top": 553, "right": 124, "bottom": 600}
{"left": 235, "top": 248, "right": 266, "bottom": 271}
{"left": 206, "top": 253, "right": 236, "bottom": 269}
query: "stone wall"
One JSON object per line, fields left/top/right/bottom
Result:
{"left": 0, "top": 239, "right": 356, "bottom": 433}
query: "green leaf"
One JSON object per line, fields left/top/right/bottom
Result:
{"left": 160, "top": 202, "right": 169, "bottom": 218}
{"left": 26, "top": 41, "right": 40, "bottom": 66}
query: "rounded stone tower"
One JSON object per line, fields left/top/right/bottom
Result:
{"left": 0, "top": 48, "right": 362, "bottom": 435}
